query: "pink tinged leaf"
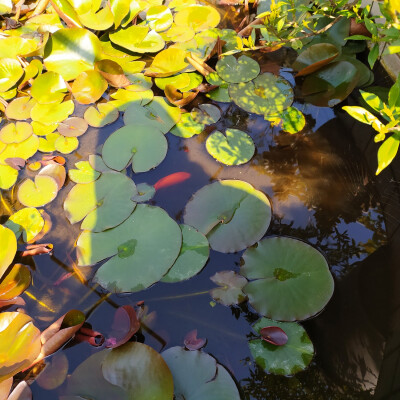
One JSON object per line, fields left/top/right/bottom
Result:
{"left": 75, "top": 326, "right": 105, "bottom": 347}
{"left": 21, "top": 244, "right": 53, "bottom": 257}
{"left": 184, "top": 329, "right": 206, "bottom": 351}
{"left": 0, "top": 296, "right": 26, "bottom": 309}
{"left": 7, "top": 381, "right": 32, "bottom": 400}
{"left": 154, "top": 172, "right": 191, "bottom": 191}
{"left": 5, "top": 157, "right": 26, "bottom": 170}
{"left": 41, "top": 155, "right": 66, "bottom": 166}
{"left": 260, "top": 326, "right": 288, "bottom": 346}
{"left": 105, "top": 305, "right": 140, "bottom": 348}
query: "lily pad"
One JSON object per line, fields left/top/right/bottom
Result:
{"left": 5, "top": 97, "right": 37, "bottom": 120}
{"left": 229, "top": 73, "right": 293, "bottom": 116}
{"left": 206, "top": 85, "right": 231, "bottom": 103}
{"left": 280, "top": 107, "right": 306, "bottom": 134}
{"left": 0, "top": 122, "right": 33, "bottom": 144}
{"left": 32, "top": 121, "right": 58, "bottom": 136}
{"left": 38, "top": 132, "right": 60, "bottom": 153}
{"left": 54, "top": 136, "right": 79, "bottom": 154}
{"left": 0, "top": 263, "right": 31, "bottom": 301}
{"left": 191, "top": 104, "right": 221, "bottom": 125}
{"left": 0, "top": 225, "right": 17, "bottom": 278}
{"left": 210, "top": 270, "right": 247, "bottom": 306}
{"left": 170, "top": 112, "right": 204, "bottom": 138}
{"left": 146, "top": 48, "right": 188, "bottom": 77}
{"left": 95, "top": 59, "right": 130, "bottom": 88}
{"left": 0, "top": 164, "right": 18, "bottom": 190}
{"left": 64, "top": 171, "right": 137, "bottom": 232}
{"left": 162, "top": 224, "right": 209, "bottom": 283}
{"left": 0, "top": 135, "right": 39, "bottom": 164}
{"left": 241, "top": 237, "right": 334, "bottom": 321}
{"left": 79, "top": 6, "right": 114, "bottom": 31}
{"left": 30, "top": 100, "right": 75, "bottom": 125}
{"left": 155, "top": 72, "right": 191, "bottom": 90}
{"left": 71, "top": 70, "right": 108, "bottom": 104}
{"left": 174, "top": 5, "right": 221, "bottom": 32}
{"left": 206, "top": 128, "right": 255, "bottom": 165}
{"left": 132, "top": 183, "right": 156, "bottom": 202}
{"left": 38, "top": 163, "right": 66, "bottom": 190}
{"left": 126, "top": 73, "right": 152, "bottom": 91}
{"left": 68, "top": 161, "right": 101, "bottom": 183}
{"left": 30, "top": 71, "right": 68, "bottom": 104}
{"left": 249, "top": 317, "right": 314, "bottom": 375}
{"left": 84, "top": 103, "right": 119, "bottom": 127}
{"left": 162, "top": 347, "right": 240, "bottom": 400}
{"left": 102, "top": 124, "right": 168, "bottom": 173}
{"left": 0, "top": 58, "right": 23, "bottom": 92}
{"left": 216, "top": 55, "right": 260, "bottom": 83}
{"left": 184, "top": 180, "right": 271, "bottom": 253}
{"left": 58, "top": 117, "right": 88, "bottom": 137}
{"left": 77, "top": 204, "right": 182, "bottom": 292}
{"left": 146, "top": 5, "right": 173, "bottom": 32}
{"left": 17, "top": 175, "right": 59, "bottom": 208}
{"left": 5, "top": 207, "right": 44, "bottom": 243}
{"left": 102, "top": 342, "right": 173, "bottom": 399}
{"left": 44, "top": 28, "right": 102, "bottom": 81}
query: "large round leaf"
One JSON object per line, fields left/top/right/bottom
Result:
{"left": 44, "top": 28, "right": 102, "bottom": 81}
{"left": 146, "top": 48, "right": 188, "bottom": 77}
{"left": 64, "top": 171, "right": 137, "bottom": 232}
{"left": 184, "top": 180, "right": 271, "bottom": 253}
{"left": 162, "top": 347, "right": 240, "bottom": 400}
{"left": 84, "top": 103, "right": 119, "bottom": 127}
{"left": 174, "top": 5, "right": 220, "bottom": 32}
{"left": 0, "top": 59, "right": 23, "bottom": 92}
{"left": 206, "top": 128, "right": 255, "bottom": 166}
{"left": 5, "top": 207, "right": 44, "bottom": 243}
{"left": 146, "top": 5, "right": 173, "bottom": 32}
{"left": 0, "top": 164, "right": 18, "bottom": 190}
{"left": 102, "top": 124, "right": 168, "bottom": 173}
{"left": 162, "top": 224, "right": 209, "bottom": 283}
{"left": 0, "top": 122, "right": 33, "bottom": 144}
{"left": 30, "top": 100, "right": 74, "bottom": 124}
{"left": 30, "top": 72, "right": 68, "bottom": 104}
{"left": 0, "top": 135, "right": 39, "bottom": 164}
{"left": 242, "top": 237, "right": 334, "bottom": 321}
{"left": 229, "top": 73, "right": 293, "bottom": 116}
{"left": 0, "top": 225, "right": 17, "bottom": 278}
{"left": 216, "top": 55, "right": 260, "bottom": 83}
{"left": 17, "top": 176, "right": 59, "bottom": 208}
{"left": 77, "top": 204, "right": 182, "bottom": 292}
{"left": 5, "top": 97, "right": 37, "bottom": 121}
{"left": 71, "top": 70, "right": 108, "bottom": 104}
{"left": 249, "top": 317, "right": 314, "bottom": 375}
{"left": 170, "top": 112, "right": 204, "bottom": 138}
{"left": 102, "top": 342, "right": 173, "bottom": 399}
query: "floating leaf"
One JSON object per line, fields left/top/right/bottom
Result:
{"left": 77, "top": 204, "right": 182, "bottom": 292}
{"left": 170, "top": 112, "right": 204, "bottom": 138}
{"left": 89, "top": 154, "right": 112, "bottom": 172}
{"left": 102, "top": 124, "right": 168, "bottom": 173}
{"left": 0, "top": 264, "right": 31, "bottom": 302}
{"left": 36, "top": 353, "right": 69, "bottom": 390}
{"left": 5, "top": 97, "right": 37, "bottom": 121}
{"left": 0, "top": 164, "right": 18, "bottom": 190}
{"left": 249, "top": 317, "right": 314, "bottom": 375}
{"left": 0, "top": 225, "right": 17, "bottom": 278}
{"left": 210, "top": 270, "right": 247, "bottom": 306}
{"left": 110, "top": 0, "right": 131, "bottom": 28}
{"left": 71, "top": 70, "right": 108, "bottom": 104}
{"left": 184, "top": 330, "right": 206, "bottom": 350}
{"left": 0, "top": 312, "right": 41, "bottom": 383}
{"left": 38, "top": 133, "right": 60, "bottom": 153}
{"left": 57, "top": 117, "right": 88, "bottom": 137}
{"left": 79, "top": 6, "right": 114, "bottom": 31}
{"left": 162, "top": 347, "right": 240, "bottom": 400}
{"left": 206, "top": 128, "right": 255, "bottom": 165}
{"left": 0, "top": 135, "right": 39, "bottom": 164}
{"left": 68, "top": 161, "right": 100, "bottom": 183}
{"left": 54, "top": 136, "right": 79, "bottom": 154}
{"left": 162, "top": 23, "right": 195, "bottom": 42}
{"left": 109, "top": 88, "right": 152, "bottom": 111}
{"left": 84, "top": 103, "right": 119, "bottom": 127}
{"left": 0, "top": 122, "right": 33, "bottom": 144}
{"left": 95, "top": 59, "right": 130, "bottom": 88}
{"left": 30, "top": 72, "right": 68, "bottom": 104}
{"left": 0, "top": 59, "right": 23, "bottom": 92}
{"left": 293, "top": 43, "right": 340, "bottom": 77}
{"left": 184, "top": 180, "right": 271, "bottom": 253}
{"left": 165, "top": 85, "right": 198, "bottom": 107}
{"left": 17, "top": 176, "right": 59, "bottom": 208}
{"left": 229, "top": 73, "right": 293, "bottom": 116}
{"left": 146, "top": 5, "right": 173, "bottom": 32}
{"left": 44, "top": 28, "right": 102, "bottom": 81}
{"left": 64, "top": 171, "right": 137, "bottom": 232}
{"left": 174, "top": 5, "right": 221, "bottom": 32}
{"left": 191, "top": 104, "right": 221, "bottom": 125}
{"left": 31, "top": 100, "right": 75, "bottom": 124}
{"left": 260, "top": 326, "right": 288, "bottom": 346}
{"left": 280, "top": 107, "right": 306, "bottom": 134}
{"left": 4, "top": 157, "right": 26, "bottom": 171}
{"left": 38, "top": 164, "right": 66, "bottom": 190}
{"left": 31, "top": 121, "right": 58, "bottom": 136}
{"left": 102, "top": 342, "right": 173, "bottom": 399}
{"left": 5, "top": 208, "right": 44, "bottom": 243}
{"left": 126, "top": 73, "right": 152, "bottom": 91}
{"left": 216, "top": 55, "right": 260, "bottom": 83}
{"left": 162, "top": 224, "right": 209, "bottom": 283}
{"left": 7, "top": 381, "right": 32, "bottom": 400}
{"left": 241, "top": 237, "right": 334, "bottom": 321}
{"left": 146, "top": 48, "right": 188, "bottom": 77}
{"left": 131, "top": 182, "right": 156, "bottom": 202}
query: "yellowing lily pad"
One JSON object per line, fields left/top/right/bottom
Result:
{"left": 5, "top": 97, "right": 37, "bottom": 121}
{"left": 0, "top": 122, "right": 33, "bottom": 144}
{"left": 32, "top": 121, "right": 58, "bottom": 136}
{"left": 0, "top": 225, "right": 17, "bottom": 278}
{"left": 55, "top": 136, "right": 79, "bottom": 154}
{"left": 38, "top": 164, "right": 66, "bottom": 190}
{"left": 0, "top": 164, "right": 18, "bottom": 190}
{"left": 5, "top": 207, "right": 44, "bottom": 243}
{"left": 174, "top": 5, "right": 221, "bottom": 32}
{"left": 69, "top": 161, "right": 101, "bottom": 183}
{"left": 38, "top": 132, "right": 60, "bottom": 152}
{"left": 191, "top": 104, "right": 221, "bottom": 125}
{"left": 79, "top": 6, "right": 114, "bottom": 31}
{"left": 0, "top": 263, "right": 31, "bottom": 301}
{"left": 170, "top": 112, "right": 204, "bottom": 138}
{"left": 0, "top": 134, "right": 39, "bottom": 164}
{"left": 84, "top": 103, "right": 119, "bottom": 127}
{"left": 30, "top": 71, "right": 68, "bottom": 104}
{"left": 126, "top": 73, "right": 152, "bottom": 91}
{"left": 31, "top": 100, "right": 75, "bottom": 124}
{"left": 146, "top": 5, "right": 173, "bottom": 32}
{"left": 146, "top": 48, "right": 188, "bottom": 77}
{"left": 17, "top": 175, "right": 59, "bottom": 207}
{"left": 71, "top": 70, "right": 108, "bottom": 104}
{"left": 0, "top": 58, "right": 23, "bottom": 92}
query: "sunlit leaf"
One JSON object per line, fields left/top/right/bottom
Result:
{"left": 38, "top": 163, "right": 66, "bottom": 190}
{"left": 146, "top": 48, "right": 188, "bottom": 77}
{"left": 174, "top": 5, "right": 221, "bottom": 32}
{"left": 0, "top": 135, "right": 39, "bottom": 164}
{"left": 95, "top": 59, "right": 130, "bottom": 88}
{"left": 84, "top": 103, "right": 119, "bottom": 127}
{"left": 110, "top": 0, "right": 130, "bottom": 28}
{"left": 0, "top": 264, "right": 31, "bottom": 301}
{"left": 17, "top": 175, "right": 59, "bottom": 207}
{"left": 31, "top": 121, "right": 58, "bottom": 137}
{"left": 161, "top": 23, "right": 195, "bottom": 42}
{"left": 0, "top": 58, "right": 23, "bottom": 92}
{"left": 146, "top": 5, "right": 173, "bottom": 32}
{"left": 170, "top": 112, "right": 204, "bottom": 138}
{"left": 30, "top": 72, "right": 68, "bottom": 104}
{"left": 126, "top": 73, "right": 152, "bottom": 91}
{"left": 38, "top": 132, "right": 60, "bottom": 153}
{"left": 79, "top": 6, "right": 114, "bottom": 31}
{"left": 191, "top": 104, "right": 221, "bottom": 124}
{"left": 69, "top": 161, "right": 100, "bottom": 183}
{"left": 0, "top": 122, "right": 33, "bottom": 144}
{"left": 0, "top": 164, "right": 18, "bottom": 190}
{"left": 5, "top": 208, "right": 44, "bottom": 242}
{"left": 54, "top": 136, "right": 79, "bottom": 154}
{"left": 376, "top": 133, "right": 400, "bottom": 175}
{"left": 58, "top": 117, "right": 88, "bottom": 137}
{"left": 31, "top": 100, "right": 75, "bottom": 124}
{"left": 5, "top": 97, "right": 37, "bottom": 121}
{"left": 0, "top": 225, "right": 17, "bottom": 278}
{"left": 71, "top": 70, "right": 108, "bottom": 104}
{"left": 216, "top": 55, "right": 260, "bottom": 83}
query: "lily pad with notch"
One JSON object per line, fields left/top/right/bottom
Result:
{"left": 170, "top": 112, "right": 204, "bottom": 138}
{"left": 84, "top": 103, "right": 119, "bottom": 127}
{"left": 68, "top": 161, "right": 100, "bottom": 184}
{"left": 191, "top": 104, "right": 221, "bottom": 125}
{"left": 241, "top": 237, "right": 334, "bottom": 321}
{"left": 216, "top": 55, "right": 260, "bottom": 83}
{"left": 17, "top": 175, "right": 59, "bottom": 208}
{"left": 210, "top": 270, "right": 247, "bottom": 306}
{"left": 131, "top": 183, "right": 156, "bottom": 203}
{"left": 5, "top": 207, "right": 44, "bottom": 243}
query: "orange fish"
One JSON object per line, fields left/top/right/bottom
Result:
{"left": 154, "top": 172, "right": 191, "bottom": 190}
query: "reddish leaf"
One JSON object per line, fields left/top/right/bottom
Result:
{"left": 184, "top": 329, "right": 206, "bottom": 351}
{"left": 105, "top": 305, "right": 140, "bottom": 348}
{"left": 165, "top": 85, "right": 199, "bottom": 107}
{"left": 349, "top": 18, "right": 371, "bottom": 37}
{"left": 260, "top": 326, "right": 288, "bottom": 346}
{"left": 41, "top": 155, "right": 66, "bottom": 166}
{"left": 0, "top": 297, "right": 26, "bottom": 309}
{"left": 154, "top": 172, "right": 191, "bottom": 191}
{"left": 5, "top": 157, "right": 26, "bottom": 170}
{"left": 75, "top": 326, "right": 105, "bottom": 347}
{"left": 21, "top": 244, "right": 53, "bottom": 257}
{"left": 95, "top": 59, "right": 131, "bottom": 88}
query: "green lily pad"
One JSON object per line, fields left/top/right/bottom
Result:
{"left": 124, "top": 97, "right": 181, "bottom": 133}
{"left": 184, "top": 180, "right": 271, "bottom": 253}
{"left": 126, "top": 73, "right": 152, "bottom": 91}
{"left": 77, "top": 204, "right": 182, "bottom": 292}
{"left": 79, "top": 6, "right": 114, "bottom": 31}
{"left": 84, "top": 103, "right": 119, "bottom": 127}
{"left": 241, "top": 237, "right": 334, "bottom": 321}
{"left": 216, "top": 55, "right": 260, "bottom": 83}
{"left": 89, "top": 154, "right": 113, "bottom": 172}
{"left": 69, "top": 161, "right": 101, "bottom": 183}
{"left": 0, "top": 134, "right": 39, "bottom": 164}
{"left": 102, "top": 124, "right": 167, "bottom": 173}
{"left": 162, "top": 347, "right": 240, "bottom": 400}
{"left": 30, "top": 100, "right": 75, "bottom": 124}
{"left": 64, "top": 171, "right": 137, "bottom": 232}
{"left": 146, "top": 5, "right": 173, "bottom": 32}
{"left": 249, "top": 317, "right": 314, "bottom": 375}
{"left": 191, "top": 104, "right": 221, "bottom": 125}
{"left": 210, "top": 270, "right": 247, "bottom": 306}
{"left": 17, "top": 175, "right": 59, "bottom": 208}
{"left": 30, "top": 72, "right": 68, "bottom": 104}
{"left": 0, "top": 225, "right": 17, "bottom": 278}
{"left": 170, "top": 112, "right": 204, "bottom": 138}
{"left": 110, "top": 25, "right": 165, "bottom": 53}
{"left": 132, "top": 182, "right": 156, "bottom": 202}
{"left": 71, "top": 70, "right": 108, "bottom": 104}
{"left": 206, "top": 128, "right": 255, "bottom": 165}
{"left": 5, "top": 207, "right": 44, "bottom": 243}
{"left": 206, "top": 85, "right": 230, "bottom": 103}
{"left": 0, "top": 58, "right": 23, "bottom": 92}
{"left": 0, "top": 122, "right": 33, "bottom": 144}
{"left": 146, "top": 48, "right": 188, "bottom": 77}
{"left": 5, "top": 97, "right": 37, "bottom": 121}
{"left": 102, "top": 342, "right": 173, "bottom": 399}
{"left": 0, "top": 164, "right": 18, "bottom": 190}
{"left": 162, "top": 224, "right": 209, "bottom": 283}
{"left": 292, "top": 43, "right": 340, "bottom": 77}
{"left": 44, "top": 28, "right": 102, "bottom": 81}
{"left": 302, "top": 60, "right": 359, "bottom": 107}
{"left": 266, "top": 106, "right": 306, "bottom": 134}
{"left": 174, "top": 5, "right": 221, "bottom": 32}
{"left": 337, "top": 54, "right": 374, "bottom": 88}
{"left": 229, "top": 73, "right": 294, "bottom": 116}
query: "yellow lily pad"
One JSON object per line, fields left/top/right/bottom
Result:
{"left": 0, "top": 58, "right": 24, "bottom": 92}
{"left": 0, "top": 225, "right": 17, "bottom": 278}
{"left": 30, "top": 71, "right": 68, "bottom": 104}
{"left": 5, "top": 207, "right": 44, "bottom": 243}
{"left": 146, "top": 5, "right": 173, "bottom": 32}
{"left": 0, "top": 134, "right": 39, "bottom": 164}
{"left": 32, "top": 121, "right": 59, "bottom": 136}
{"left": 17, "top": 175, "right": 59, "bottom": 207}
{"left": 84, "top": 103, "right": 119, "bottom": 127}
{"left": 72, "top": 70, "right": 108, "bottom": 104}
{"left": 0, "top": 263, "right": 31, "bottom": 300}
{"left": 174, "top": 5, "right": 220, "bottom": 32}
{"left": 38, "top": 132, "right": 61, "bottom": 152}
{"left": 55, "top": 136, "right": 79, "bottom": 154}
{"left": 146, "top": 48, "right": 188, "bottom": 77}
{"left": 0, "top": 122, "right": 33, "bottom": 144}
{"left": 31, "top": 100, "right": 75, "bottom": 124}
{"left": 0, "top": 164, "right": 18, "bottom": 189}
{"left": 79, "top": 6, "right": 114, "bottom": 31}
{"left": 5, "top": 97, "right": 37, "bottom": 121}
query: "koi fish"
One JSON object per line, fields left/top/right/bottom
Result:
{"left": 154, "top": 172, "right": 191, "bottom": 191}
